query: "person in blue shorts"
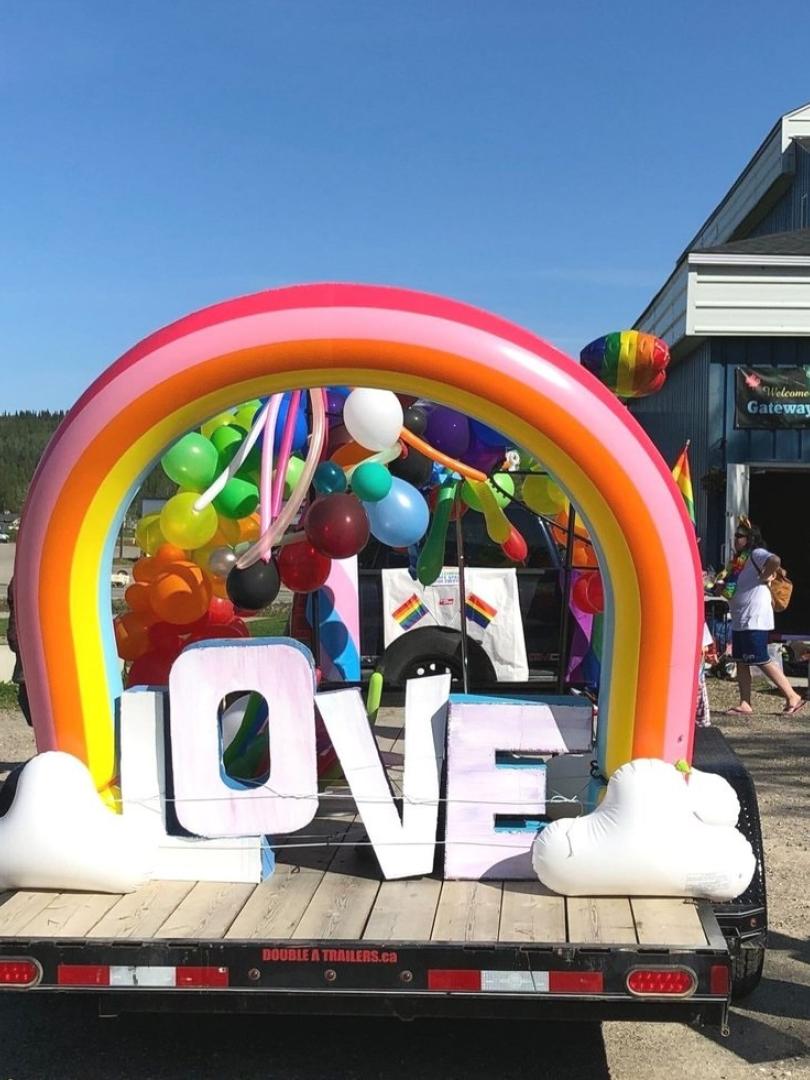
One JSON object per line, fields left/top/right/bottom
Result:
{"left": 714, "top": 522, "right": 804, "bottom": 716}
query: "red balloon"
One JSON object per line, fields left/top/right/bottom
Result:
{"left": 278, "top": 540, "right": 332, "bottom": 593}
{"left": 303, "top": 494, "right": 370, "bottom": 559}
{"left": 185, "top": 624, "right": 247, "bottom": 645}
{"left": 148, "top": 622, "right": 185, "bottom": 654}
{"left": 572, "top": 572, "right": 603, "bottom": 615}
{"left": 500, "top": 525, "right": 528, "bottom": 563}
{"left": 586, "top": 572, "right": 604, "bottom": 613}
{"left": 126, "top": 649, "right": 174, "bottom": 688}
{"left": 208, "top": 595, "right": 236, "bottom": 625}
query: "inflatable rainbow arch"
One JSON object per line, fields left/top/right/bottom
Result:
{"left": 15, "top": 284, "right": 703, "bottom": 794}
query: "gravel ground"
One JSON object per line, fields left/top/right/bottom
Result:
{"left": 0, "top": 677, "right": 807, "bottom": 1079}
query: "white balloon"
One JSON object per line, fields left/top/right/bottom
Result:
{"left": 342, "top": 389, "right": 403, "bottom": 451}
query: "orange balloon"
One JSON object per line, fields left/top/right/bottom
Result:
{"left": 133, "top": 556, "right": 160, "bottom": 583}
{"left": 331, "top": 440, "right": 369, "bottom": 468}
{"left": 124, "top": 581, "right": 155, "bottom": 616}
{"left": 209, "top": 574, "right": 230, "bottom": 599}
{"left": 154, "top": 542, "right": 188, "bottom": 565}
{"left": 114, "top": 611, "right": 153, "bottom": 661}
{"left": 237, "top": 513, "right": 261, "bottom": 543}
{"left": 573, "top": 539, "right": 598, "bottom": 568}
{"left": 149, "top": 561, "right": 212, "bottom": 625}
{"left": 212, "top": 516, "right": 241, "bottom": 546}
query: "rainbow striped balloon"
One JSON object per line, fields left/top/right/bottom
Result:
{"left": 580, "top": 330, "right": 669, "bottom": 399}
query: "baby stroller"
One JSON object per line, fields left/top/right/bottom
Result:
{"left": 703, "top": 595, "right": 736, "bottom": 680}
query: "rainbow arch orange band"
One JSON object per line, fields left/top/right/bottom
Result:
{"left": 15, "top": 284, "right": 703, "bottom": 792}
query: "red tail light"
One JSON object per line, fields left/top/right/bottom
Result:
{"left": 0, "top": 959, "right": 41, "bottom": 987}
{"left": 627, "top": 968, "right": 696, "bottom": 996}
{"left": 710, "top": 964, "right": 730, "bottom": 996}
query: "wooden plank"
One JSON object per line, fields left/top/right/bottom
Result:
{"left": 431, "top": 880, "right": 502, "bottom": 942}
{"left": 363, "top": 879, "right": 442, "bottom": 942}
{"left": 499, "top": 882, "right": 566, "bottom": 943}
{"left": 292, "top": 826, "right": 381, "bottom": 941}
{"left": 566, "top": 897, "right": 637, "bottom": 944}
{"left": 631, "top": 898, "right": 708, "bottom": 947}
{"left": 154, "top": 882, "right": 256, "bottom": 940}
{"left": 18, "top": 893, "right": 121, "bottom": 938}
{"left": 226, "top": 865, "right": 329, "bottom": 940}
{"left": 87, "top": 882, "right": 194, "bottom": 940}
{"left": 0, "top": 892, "right": 71, "bottom": 936}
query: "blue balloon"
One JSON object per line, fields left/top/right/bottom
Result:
{"left": 274, "top": 393, "right": 308, "bottom": 454}
{"left": 313, "top": 460, "right": 347, "bottom": 495}
{"left": 365, "top": 477, "right": 430, "bottom": 549}
{"left": 470, "top": 418, "right": 508, "bottom": 448}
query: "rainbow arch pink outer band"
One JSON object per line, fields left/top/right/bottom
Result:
{"left": 15, "top": 284, "right": 703, "bottom": 792}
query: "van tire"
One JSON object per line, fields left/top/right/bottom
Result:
{"left": 377, "top": 627, "right": 497, "bottom": 689}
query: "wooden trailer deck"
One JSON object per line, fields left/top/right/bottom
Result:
{"left": 0, "top": 710, "right": 712, "bottom": 950}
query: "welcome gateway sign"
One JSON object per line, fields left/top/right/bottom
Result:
{"left": 735, "top": 366, "right": 810, "bottom": 428}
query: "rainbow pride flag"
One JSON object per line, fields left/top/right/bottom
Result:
{"left": 465, "top": 592, "right": 498, "bottom": 629}
{"left": 392, "top": 594, "right": 429, "bottom": 630}
{"left": 671, "top": 441, "right": 695, "bottom": 526}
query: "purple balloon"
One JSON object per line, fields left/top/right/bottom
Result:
{"left": 463, "top": 441, "right": 505, "bottom": 473}
{"left": 426, "top": 406, "right": 471, "bottom": 457}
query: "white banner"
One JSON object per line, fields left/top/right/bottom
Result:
{"left": 381, "top": 567, "right": 529, "bottom": 681}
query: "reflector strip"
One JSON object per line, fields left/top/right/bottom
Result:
{"left": 428, "top": 970, "right": 482, "bottom": 991}
{"left": 710, "top": 964, "right": 730, "bottom": 996}
{"left": 57, "top": 965, "right": 229, "bottom": 989}
{"left": 548, "top": 971, "right": 604, "bottom": 993}
{"left": 428, "top": 969, "right": 603, "bottom": 994}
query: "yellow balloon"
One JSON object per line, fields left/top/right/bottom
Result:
{"left": 522, "top": 474, "right": 569, "bottom": 516}
{"left": 201, "top": 411, "right": 236, "bottom": 439}
{"left": 160, "top": 492, "right": 218, "bottom": 549}
{"left": 135, "top": 513, "right": 165, "bottom": 555}
{"left": 232, "top": 400, "right": 263, "bottom": 431}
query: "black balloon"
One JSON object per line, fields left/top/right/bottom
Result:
{"left": 226, "top": 558, "right": 281, "bottom": 611}
{"left": 403, "top": 405, "right": 428, "bottom": 436}
{"left": 390, "top": 445, "right": 433, "bottom": 487}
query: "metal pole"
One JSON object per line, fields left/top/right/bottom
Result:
{"left": 454, "top": 493, "right": 470, "bottom": 695}
{"left": 556, "top": 502, "right": 578, "bottom": 693}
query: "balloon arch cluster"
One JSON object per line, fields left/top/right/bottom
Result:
{"left": 115, "top": 329, "right": 668, "bottom": 688}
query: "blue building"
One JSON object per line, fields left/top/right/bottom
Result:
{"left": 631, "top": 102, "right": 810, "bottom": 634}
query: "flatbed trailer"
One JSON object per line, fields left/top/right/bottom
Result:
{"left": 0, "top": 717, "right": 740, "bottom": 1033}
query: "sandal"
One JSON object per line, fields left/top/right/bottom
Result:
{"left": 725, "top": 706, "right": 753, "bottom": 716}
{"left": 783, "top": 699, "right": 807, "bottom": 716}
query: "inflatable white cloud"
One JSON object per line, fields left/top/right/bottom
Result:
{"left": 0, "top": 752, "right": 154, "bottom": 893}
{"left": 532, "top": 759, "right": 755, "bottom": 902}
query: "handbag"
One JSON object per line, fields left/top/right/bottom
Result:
{"left": 753, "top": 556, "right": 793, "bottom": 613}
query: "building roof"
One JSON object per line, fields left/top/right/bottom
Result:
{"left": 693, "top": 228, "right": 810, "bottom": 257}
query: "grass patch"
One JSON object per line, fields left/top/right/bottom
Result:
{"left": 0, "top": 615, "right": 7, "bottom": 643}
{"left": 0, "top": 682, "right": 19, "bottom": 708}
{"left": 248, "top": 610, "right": 290, "bottom": 637}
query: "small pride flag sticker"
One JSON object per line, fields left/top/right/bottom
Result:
{"left": 392, "top": 594, "right": 429, "bottom": 630}
{"left": 465, "top": 593, "right": 497, "bottom": 629}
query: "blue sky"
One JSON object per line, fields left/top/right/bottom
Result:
{"left": 2, "top": 0, "right": 810, "bottom": 410}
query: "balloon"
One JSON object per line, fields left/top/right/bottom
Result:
{"left": 425, "top": 406, "right": 470, "bottom": 457}
{"left": 160, "top": 492, "right": 218, "bottom": 549}
{"left": 573, "top": 539, "right": 598, "bottom": 569}
{"left": 213, "top": 476, "right": 260, "bottom": 520}
{"left": 149, "top": 561, "right": 212, "bottom": 625}
{"left": 365, "top": 478, "right": 430, "bottom": 549}
{"left": 154, "top": 542, "right": 189, "bottom": 565}
{"left": 417, "top": 480, "right": 457, "bottom": 585}
{"left": 211, "top": 516, "right": 241, "bottom": 546}
{"left": 470, "top": 480, "right": 511, "bottom": 543}
{"left": 304, "top": 493, "right": 370, "bottom": 559}
{"left": 283, "top": 456, "right": 307, "bottom": 499}
{"left": 133, "top": 556, "right": 160, "bottom": 584}
{"left": 124, "top": 581, "right": 154, "bottom": 616}
{"left": 237, "top": 514, "right": 261, "bottom": 543}
{"left": 186, "top": 624, "right": 249, "bottom": 644}
{"left": 501, "top": 525, "right": 528, "bottom": 562}
{"left": 429, "top": 484, "right": 466, "bottom": 521}
{"left": 126, "top": 649, "right": 174, "bottom": 688}
{"left": 226, "top": 558, "right": 281, "bottom": 611}
{"left": 114, "top": 611, "right": 153, "bottom": 662}
{"left": 325, "top": 387, "right": 350, "bottom": 417}
{"left": 278, "top": 540, "right": 332, "bottom": 593}
{"left": 314, "top": 460, "right": 347, "bottom": 496}
{"left": 351, "top": 461, "right": 392, "bottom": 503}
{"left": 573, "top": 572, "right": 604, "bottom": 614}
{"left": 331, "top": 440, "right": 371, "bottom": 468}
{"left": 460, "top": 473, "right": 514, "bottom": 512}
{"left": 580, "top": 331, "right": 670, "bottom": 398}
{"left": 161, "top": 433, "right": 219, "bottom": 491}
{"left": 586, "top": 572, "right": 605, "bottom": 613}
{"left": 200, "top": 411, "right": 236, "bottom": 439}
{"left": 403, "top": 405, "right": 428, "bottom": 436}
{"left": 522, "top": 474, "right": 569, "bottom": 516}
{"left": 135, "top": 513, "right": 164, "bottom": 555}
{"left": 274, "top": 393, "right": 308, "bottom": 454}
{"left": 389, "top": 445, "right": 432, "bottom": 488}
{"left": 342, "top": 389, "right": 403, "bottom": 451}
{"left": 210, "top": 424, "right": 247, "bottom": 470}
{"left": 470, "top": 419, "right": 508, "bottom": 448}
{"left": 462, "top": 441, "right": 505, "bottom": 474}
{"left": 232, "top": 400, "right": 263, "bottom": 432}
{"left": 208, "top": 595, "right": 237, "bottom": 625}
{"left": 207, "top": 545, "right": 238, "bottom": 577}
{"left": 148, "top": 622, "right": 184, "bottom": 654}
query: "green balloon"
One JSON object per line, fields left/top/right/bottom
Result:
{"left": 352, "top": 462, "right": 392, "bottom": 503}
{"left": 213, "top": 477, "right": 260, "bottom": 519}
{"left": 461, "top": 472, "right": 515, "bottom": 512}
{"left": 161, "top": 433, "right": 219, "bottom": 492}
{"left": 210, "top": 425, "right": 246, "bottom": 471}
{"left": 283, "top": 456, "right": 307, "bottom": 499}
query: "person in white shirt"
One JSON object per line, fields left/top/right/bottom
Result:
{"left": 715, "top": 522, "right": 804, "bottom": 716}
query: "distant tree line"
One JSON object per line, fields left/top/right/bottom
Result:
{"left": 0, "top": 411, "right": 174, "bottom": 515}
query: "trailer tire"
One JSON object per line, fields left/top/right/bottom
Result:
{"left": 732, "top": 945, "right": 765, "bottom": 1000}
{"left": 377, "top": 626, "right": 497, "bottom": 689}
